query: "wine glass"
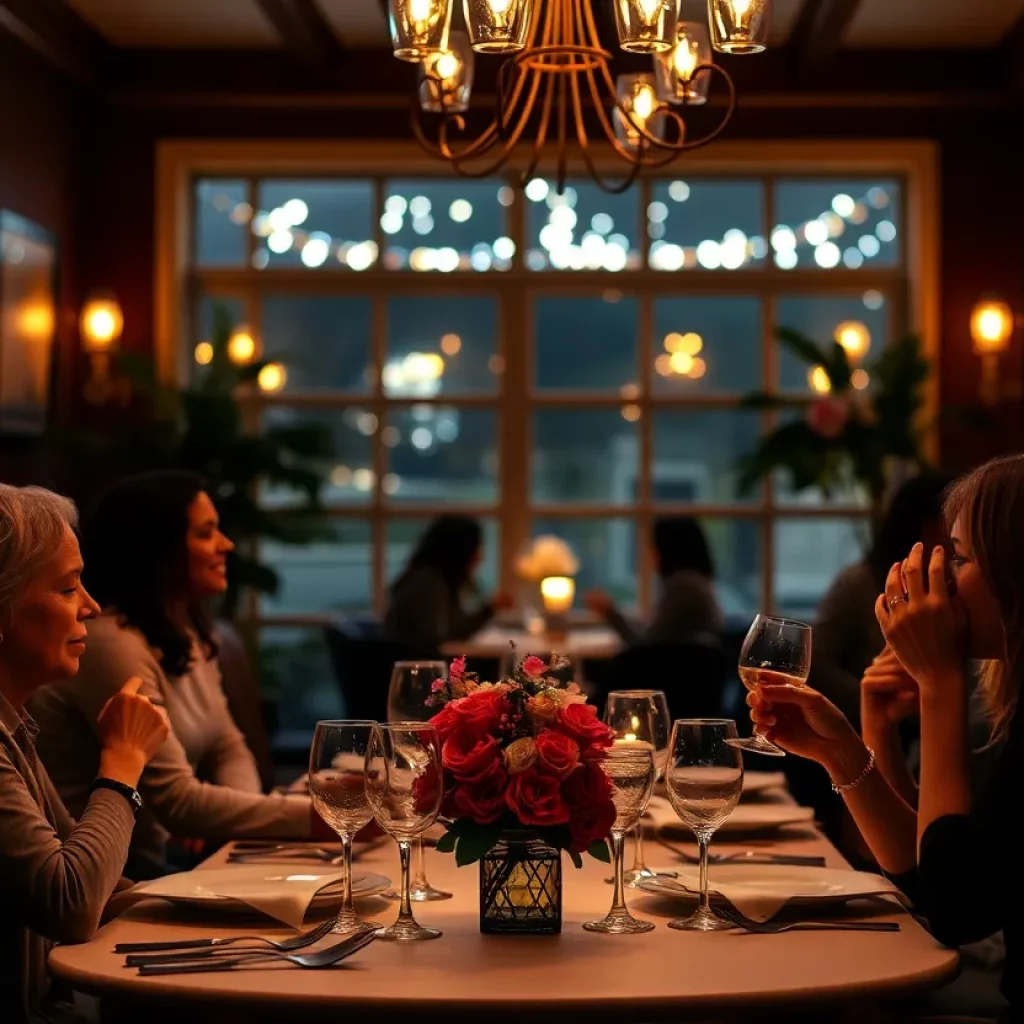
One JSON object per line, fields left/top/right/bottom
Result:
{"left": 731, "top": 614, "right": 812, "bottom": 756}
{"left": 308, "top": 720, "right": 377, "bottom": 935}
{"left": 583, "top": 746, "right": 656, "bottom": 934}
{"left": 364, "top": 722, "right": 444, "bottom": 942}
{"left": 665, "top": 719, "right": 744, "bottom": 931}
{"left": 604, "top": 690, "right": 671, "bottom": 885}
{"left": 387, "top": 661, "right": 452, "bottom": 901}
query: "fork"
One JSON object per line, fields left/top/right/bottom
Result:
{"left": 714, "top": 901, "right": 900, "bottom": 935}
{"left": 136, "top": 929, "right": 380, "bottom": 976}
{"left": 115, "top": 917, "right": 334, "bottom": 955}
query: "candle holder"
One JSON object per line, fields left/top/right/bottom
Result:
{"left": 540, "top": 575, "right": 574, "bottom": 638}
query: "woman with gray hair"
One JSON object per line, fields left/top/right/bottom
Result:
{"left": 0, "top": 484, "right": 168, "bottom": 1023}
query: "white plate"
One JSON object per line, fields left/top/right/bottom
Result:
{"left": 647, "top": 794, "right": 815, "bottom": 835}
{"left": 639, "top": 864, "right": 906, "bottom": 918}
{"left": 133, "top": 865, "right": 391, "bottom": 919}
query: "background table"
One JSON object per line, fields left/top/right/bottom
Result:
{"left": 51, "top": 826, "right": 958, "bottom": 1022}
{"left": 441, "top": 625, "right": 621, "bottom": 661}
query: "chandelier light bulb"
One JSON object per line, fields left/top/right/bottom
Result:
{"left": 464, "top": 0, "right": 531, "bottom": 52}
{"left": 418, "top": 30, "right": 474, "bottom": 113}
{"left": 615, "top": 0, "right": 677, "bottom": 53}
{"left": 655, "top": 22, "right": 712, "bottom": 105}
{"left": 390, "top": 0, "right": 452, "bottom": 62}
{"left": 710, "top": 0, "right": 772, "bottom": 55}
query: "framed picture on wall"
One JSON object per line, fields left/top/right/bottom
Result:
{"left": 0, "top": 210, "right": 57, "bottom": 435}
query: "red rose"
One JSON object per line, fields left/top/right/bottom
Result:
{"left": 447, "top": 762, "right": 509, "bottom": 824}
{"left": 534, "top": 728, "right": 580, "bottom": 779}
{"left": 430, "top": 702, "right": 464, "bottom": 744}
{"left": 411, "top": 762, "right": 443, "bottom": 817}
{"left": 442, "top": 727, "right": 500, "bottom": 781}
{"left": 505, "top": 768, "right": 570, "bottom": 827}
{"left": 556, "top": 703, "right": 615, "bottom": 759}
{"left": 521, "top": 655, "right": 546, "bottom": 678}
{"left": 431, "top": 687, "right": 509, "bottom": 745}
{"left": 562, "top": 763, "right": 616, "bottom": 852}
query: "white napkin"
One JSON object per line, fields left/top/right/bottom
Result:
{"left": 644, "top": 793, "right": 815, "bottom": 835}
{"left": 127, "top": 865, "right": 347, "bottom": 928}
{"left": 646, "top": 868, "right": 906, "bottom": 922}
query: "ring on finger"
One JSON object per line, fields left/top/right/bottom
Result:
{"left": 888, "top": 595, "right": 907, "bottom": 610}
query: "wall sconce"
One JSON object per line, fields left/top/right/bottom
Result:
{"left": 80, "top": 292, "right": 130, "bottom": 404}
{"left": 971, "top": 298, "right": 1017, "bottom": 405}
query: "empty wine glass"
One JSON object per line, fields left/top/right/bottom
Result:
{"left": 365, "top": 723, "right": 444, "bottom": 941}
{"left": 732, "top": 615, "right": 812, "bottom": 756}
{"left": 604, "top": 690, "right": 670, "bottom": 885}
{"left": 583, "top": 746, "right": 657, "bottom": 934}
{"left": 387, "top": 661, "right": 452, "bottom": 901}
{"left": 308, "top": 720, "right": 377, "bottom": 935}
{"left": 665, "top": 719, "right": 744, "bottom": 931}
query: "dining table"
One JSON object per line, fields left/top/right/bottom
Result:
{"left": 49, "top": 782, "right": 959, "bottom": 1023}
{"left": 440, "top": 624, "right": 622, "bottom": 661}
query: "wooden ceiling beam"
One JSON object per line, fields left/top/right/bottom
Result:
{"left": 787, "top": 0, "right": 863, "bottom": 72}
{"left": 0, "top": 0, "right": 111, "bottom": 84}
{"left": 255, "top": 0, "right": 345, "bottom": 76}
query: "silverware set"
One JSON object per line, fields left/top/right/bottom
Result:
{"left": 117, "top": 920, "right": 381, "bottom": 975}
{"left": 657, "top": 837, "right": 828, "bottom": 869}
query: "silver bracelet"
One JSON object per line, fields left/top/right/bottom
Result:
{"left": 831, "top": 747, "right": 876, "bottom": 795}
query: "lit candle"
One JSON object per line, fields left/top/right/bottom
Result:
{"left": 540, "top": 575, "right": 574, "bottom": 615}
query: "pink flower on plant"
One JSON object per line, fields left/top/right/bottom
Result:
{"left": 449, "top": 656, "right": 466, "bottom": 684}
{"left": 521, "top": 655, "right": 547, "bottom": 678}
{"left": 806, "top": 396, "right": 850, "bottom": 439}
{"left": 430, "top": 679, "right": 445, "bottom": 693}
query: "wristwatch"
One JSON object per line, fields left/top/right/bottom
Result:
{"left": 90, "top": 777, "right": 144, "bottom": 816}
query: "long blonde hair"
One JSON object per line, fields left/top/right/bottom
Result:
{"left": 944, "top": 455, "right": 1024, "bottom": 743}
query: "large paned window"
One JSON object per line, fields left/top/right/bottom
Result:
{"left": 188, "top": 167, "right": 908, "bottom": 735}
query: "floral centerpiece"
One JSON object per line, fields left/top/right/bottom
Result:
{"left": 428, "top": 651, "right": 614, "bottom": 933}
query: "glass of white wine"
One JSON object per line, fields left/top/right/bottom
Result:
{"left": 387, "top": 661, "right": 451, "bottom": 902}
{"left": 665, "top": 719, "right": 744, "bottom": 932}
{"left": 583, "top": 745, "right": 657, "bottom": 934}
{"left": 731, "top": 614, "right": 812, "bottom": 757}
{"left": 604, "top": 690, "right": 670, "bottom": 885}
{"left": 308, "top": 720, "right": 377, "bottom": 935}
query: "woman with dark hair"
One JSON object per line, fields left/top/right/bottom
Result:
{"left": 810, "top": 472, "right": 955, "bottom": 724}
{"left": 29, "top": 472, "right": 316, "bottom": 879}
{"left": 585, "top": 516, "right": 724, "bottom": 646}
{"left": 384, "top": 516, "right": 511, "bottom": 652}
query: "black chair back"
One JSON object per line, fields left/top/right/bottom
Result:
{"left": 591, "top": 642, "right": 730, "bottom": 722}
{"left": 323, "top": 625, "right": 437, "bottom": 721}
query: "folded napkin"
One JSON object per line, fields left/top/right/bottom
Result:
{"left": 645, "top": 793, "right": 815, "bottom": 836}
{"left": 127, "top": 864, "right": 347, "bottom": 928}
{"left": 645, "top": 867, "right": 906, "bottom": 922}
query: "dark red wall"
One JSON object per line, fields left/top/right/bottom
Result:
{"left": 71, "top": 97, "right": 1024, "bottom": 470}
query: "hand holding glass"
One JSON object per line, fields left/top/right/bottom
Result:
{"left": 733, "top": 615, "right": 812, "bottom": 756}
{"left": 365, "top": 723, "right": 444, "bottom": 941}
{"left": 665, "top": 719, "right": 744, "bottom": 931}
{"left": 584, "top": 745, "right": 657, "bottom": 934}
{"left": 308, "top": 720, "right": 376, "bottom": 935}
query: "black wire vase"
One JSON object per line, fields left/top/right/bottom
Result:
{"left": 479, "top": 832, "right": 562, "bottom": 935}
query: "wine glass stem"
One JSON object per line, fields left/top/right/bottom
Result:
{"left": 397, "top": 840, "right": 415, "bottom": 924}
{"left": 697, "top": 833, "right": 711, "bottom": 916}
{"left": 412, "top": 836, "right": 429, "bottom": 889}
{"left": 610, "top": 832, "right": 627, "bottom": 916}
{"left": 340, "top": 834, "right": 354, "bottom": 917}
{"left": 629, "top": 824, "right": 646, "bottom": 873}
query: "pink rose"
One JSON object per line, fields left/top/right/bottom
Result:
{"left": 555, "top": 703, "right": 615, "bottom": 759}
{"left": 442, "top": 728, "right": 500, "bottom": 781}
{"left": 505, "top": 769, "right": 570, "bottom": 827}
{"left": 521, "top": 655, "right": 546, "bottom": 678}
{"left": 534, "top": 728, "right": 580, "bottom": 779}
{"left": 806, "top": 396, "right": 849, "bottom": 439}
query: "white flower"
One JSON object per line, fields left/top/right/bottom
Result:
{"left": 515, "top": 535, "right": 579, "bottom": 581}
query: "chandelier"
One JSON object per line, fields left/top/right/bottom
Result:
{"left": 388, "top": 0, "right": 771, "bottom": 193}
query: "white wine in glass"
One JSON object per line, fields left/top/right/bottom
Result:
{"left": 731, "top": 614, "right": 812, "bottom": 756}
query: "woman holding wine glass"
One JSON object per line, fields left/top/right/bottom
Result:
{"left": 308, "top": 720, "right": 377, "bottom": 936}
{"left": 604, "top": 690, "right": 670, "bottom": 885}
{"left": 387, "top": 661, "right": 451, "bottom": 901}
